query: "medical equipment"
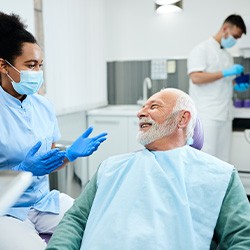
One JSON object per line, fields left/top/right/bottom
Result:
{"left": 221, "top": 35, "right": 237, "bottom": 48}
{"left": 0, "top": 170, "right": 32, "bottom": 216}
{"left": 233, "top": 72, "right": 250, "bottom": 92}
{"left": 190, "top": 116, "right": 204, "bottom": 150}
{"left": 234, "top": 73, "right": 250, "bottom": 84}
{"left": 233, "top": 73, "right": 250, "bottom": 106}
{"left": 234, "top": 83, "right": 250, "bottom": 92}
{"left": 5, "top": 60, "right": 44, "bottom": 95}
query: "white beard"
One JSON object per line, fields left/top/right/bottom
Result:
{"left": 136, "top": 113, "right": 178, "bottom": 146}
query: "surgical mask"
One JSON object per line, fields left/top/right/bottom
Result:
{"left": 221, "top": 35, "right": 237, "bottom": 48}
{"left": 5, "top": 60, "right": 44, "bottom": 95}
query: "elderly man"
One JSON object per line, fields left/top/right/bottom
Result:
{"left": 46, "top": 88, "right": 250, "bottom": 250}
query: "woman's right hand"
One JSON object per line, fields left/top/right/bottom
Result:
{"left": 13, "top": 141, "right": 66, "bottom": 176}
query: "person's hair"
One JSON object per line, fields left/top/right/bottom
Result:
{"left": 0, "top": 12, "right": 37, "bottom": 64}
{"left": 161, "top": 88, "right": 197, "bottom": 141}
{"left": 224, "top": 14, "right": 247, "bottom": 34}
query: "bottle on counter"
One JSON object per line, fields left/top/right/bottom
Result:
{"left": 233, "top": 92, "right": 244, "bottom": 108}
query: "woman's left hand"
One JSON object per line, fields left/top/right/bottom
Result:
{"left": 65, "top": 127, "right": 107, "bottom": 162}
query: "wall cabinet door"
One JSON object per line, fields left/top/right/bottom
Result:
{"left": 87, "top": 116, "right": 128, "bottom": 180}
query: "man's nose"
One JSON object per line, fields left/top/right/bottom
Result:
{"left": 34, "top": 65, "right": 41, "bottom": 71}
{"left": 137, "top": 107, "right": 148, "bottom": 118}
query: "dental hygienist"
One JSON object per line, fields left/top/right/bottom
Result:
{"left": 0, "top": 12, "right": 107, "bottom": 250}
{"left": 188, "top": 14, "right": 247, "bottom": 162}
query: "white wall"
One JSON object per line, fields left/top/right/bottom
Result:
{"left": 0, "top": 0, "right": 107, "bottom": 115}
{"left": 1, "top": 0, "right": 250, "bottom": 113}
{"left": 43, "top": 0, "right": 107, "bottom": 115}
{"left": 0, "top": 0, "right": 34, "bottom": 33}
{"left": 105, "top": 0, "right": 250, "bottom": 61}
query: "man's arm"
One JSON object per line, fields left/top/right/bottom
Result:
{"left": 188, "top": 42, "right": 243, "bottom": 85}
{"left": 189, "top": 71, "right": 224, "bottom": 84}
{"left": 187, "top": 44, "right": 223, "bottom": 84}
{"left": 213, "top": 169, "right": 250, "bottom": 249}
{"left": 46, "top": 173, "right": 98, "bottom": 250}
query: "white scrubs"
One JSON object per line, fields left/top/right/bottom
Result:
{"left": 188, "top": 37, "right": 234, "bottom": 162}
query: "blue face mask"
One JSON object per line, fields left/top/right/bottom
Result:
{"left": 221, "top": 35, "right": 237, "bottom": 48}
{"left": 5, "top": 60, "right": 44, "bottom": 95}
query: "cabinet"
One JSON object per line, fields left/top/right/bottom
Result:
{"left": 87, "top": 107, "right": 143, "bottom": 180}
{"left": 230, "top": 129, "right": 250, "bottom": 195}
{"left": 230, "top": 114, "right": 250, "bottom": 195}
{"left": 231, "top": 131, "right": 250, "bottom": 195}
{"left": 56, "top": 111, "right": 88, "bottom": 191}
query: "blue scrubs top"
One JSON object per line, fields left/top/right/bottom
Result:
{"left": 0, "top": 86, "right": 61, "bottom": 220}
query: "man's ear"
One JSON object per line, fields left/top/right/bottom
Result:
{"left": 177, "top": 111, "right": 191, "bottom": 129}
{"left": 0, "top": 58, "right": 9, "bottom": 74}
{"left": 221, "top": 23, "right": 230, "bottom": 37}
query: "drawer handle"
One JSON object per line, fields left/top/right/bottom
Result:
{"left": 244, "top": 129, "right": 250, "bottom": 143}
{"left": 238, "top": 170, "right": 250, "bottom": 174}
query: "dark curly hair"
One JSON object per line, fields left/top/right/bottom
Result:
{"left": 0, "top": 12, "right": 37, "bottom": 64}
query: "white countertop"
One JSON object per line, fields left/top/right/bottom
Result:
{"left": 87, "top": 105, "right": 141, "bottom": 117}
{"left": 233, "top": 107, "right": 250, "bottom": 119}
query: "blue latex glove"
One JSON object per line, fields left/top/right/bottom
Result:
{"left": 222, "top": 64, "right": 244, "bottom": 77}
{"left": 65, "top": 127, "right": 107, "bottom": 162}
{"left": 13, "top": 141, "right": 66, "bottom": 176}
{"left": 234, "top": 83, "right": 250, "bottom": 92}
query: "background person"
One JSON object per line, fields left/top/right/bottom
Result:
{"left": 188, "top": 14, "right": 247, "bottom": 162}
{"left": 0, "top": 12, "right": 107, "bottom": 250}
{"left": 46, "top": 88, "right": 250, "bottom": 250}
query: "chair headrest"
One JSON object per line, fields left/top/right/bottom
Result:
{"left": 190, "top": 116, "right": 204, "bottom": 150}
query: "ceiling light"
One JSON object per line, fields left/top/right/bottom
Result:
{"left": 155, "top": 0, "right": 183, "bottom": 14}
{"left": 155, "top": 0, "right": 181, "bottom": 5}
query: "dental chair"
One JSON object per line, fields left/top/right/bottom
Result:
{"left": 190, "top": 116, "right": 204, "bottom": 150}
{"left": 39, "top": 233, "right": 52, "bottom": 244}
{"left": 190, "top": 118, "right": 219, "bottom": 250}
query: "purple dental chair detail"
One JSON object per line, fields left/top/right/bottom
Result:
{"left": 39, "top": 233, "right": 52, "bottom": 244}
{"left": 190, "top": 116, "right": 204, "bottom": 150}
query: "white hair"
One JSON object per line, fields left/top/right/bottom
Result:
{"left": 160, "top": 88, "right": 197, "bottom": 141}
